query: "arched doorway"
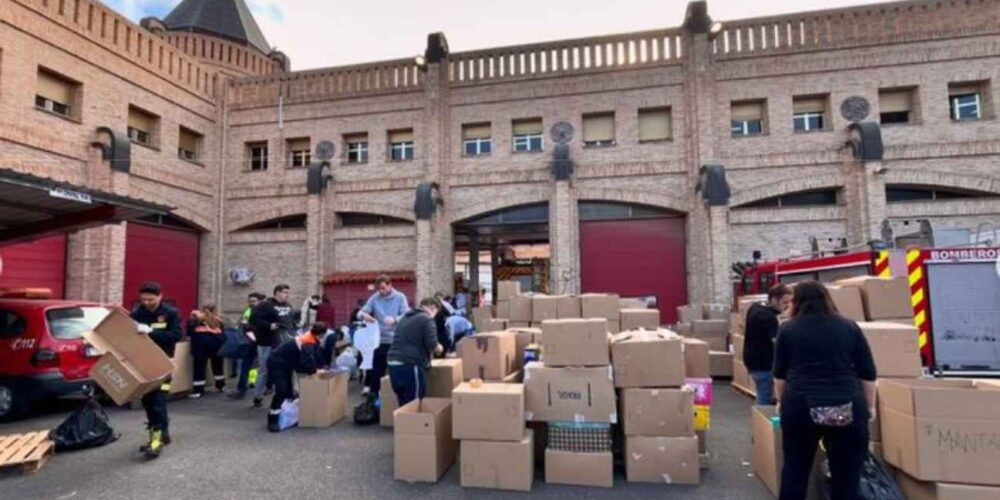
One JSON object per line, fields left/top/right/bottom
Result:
{"left": 578, "top": 201, "right": 687, "bottom": 324}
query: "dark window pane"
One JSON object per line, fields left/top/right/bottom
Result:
{"left": 880, "top": 111, "right": 910, "bottom": 124}
{"left": 529, "top": 137, "right": 542, "bottom": 150}
{"left": 465, "top": 142, "right": 477, "bottom": 156}
{"left": 482, "top": 140, "right": 492, "bottom": 154}
{"left": 781, "top": 190, "right": 836, "bottom": 206}
{"left": 886, "top": 188, "right": 934, "bottom": 202}
{"left": 746, "top": 120, "right": 762, "bottom": 134}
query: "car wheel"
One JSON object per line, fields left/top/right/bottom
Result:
{"left": 0, "top": 381, "right": 28, "bottom": 422}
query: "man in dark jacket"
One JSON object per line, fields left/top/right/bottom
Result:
{"left": 743, "top": 283, "right": 792, "bottom": 405}
{"left": 131, "top": 281, "right": 182, "bottom": 459}
{"left": 387, "top": 298, "right": 443, "bottom": 406}
{"left": 266, "top": 323, "right": 330, "bottom": 432}
{"left": 250, "top": 284, "right": 295, "bottom": 408}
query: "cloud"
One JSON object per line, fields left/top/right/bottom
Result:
{"left": 248, "top": 1, "right": 283, "bottom": 23}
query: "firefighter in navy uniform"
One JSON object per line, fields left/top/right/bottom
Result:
{"left": 131, "top": 281, "right": 183, "bottom": 459}
{"left": 266, "top": 322, "right": 331, "bottom": 432}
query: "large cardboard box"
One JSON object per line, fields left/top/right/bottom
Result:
{"left": 544, "top": 449, "right": 613, "bottom": 488}
{"left": 394, "top": 398, "right": 457, "bottom": 483}
{"left": 704, "top": 303, "right": 731, "bottom": 320}
{"left": 826, "top": 285, "right": 866, "bottom": 322}
{"left": 170, "top": 340, "right": 193, "bottom": 395}
{"left": 472, "top": 305, "right": 493, "bottom": 326}
{"left": 532, "top": 295, "right": 559, "bottom": 323}
{"left": 879, "top": 378, "right": 1000, "bottom": 485}
{"left": 580, "top": 293, "right": 620, "bottom": 321}
{"left": 460, "top": 431, "right": 534, "bottom": 492}
{"left": 497, "top": 280, "right": 521, "bottom": 301}
{"left": 427, "top": 358, "right": 463, "bottom": 398}
{"left": 620, "top": 308, "right": 660, "bottom": 331}
{"left": 508, "top": 321, "right": 530, "bottom": 328}
{"left": 858, "top": 322, "right": 922, "bottom": 378}
{"left": 611, "top": 330, "right": 685, "bottom": 388}
{"left": 452, "top": 382, "right": 524, "bottom": 441}
{"left": 556, "top": 295, "right": 582, "bottom": 319}
{"left": 495, "top": 301, "right": 510, "bottom": 320}
{"left": 692, "top": 319, "right": 728, "bottom": 336}
{"left": 478, "top": 318, "right": 508, "bottom": 333}
{"left": 298, "top": 371, "right": 348, "bottom": 428}
{"left": 380, "top": 375, "right": 398, "bottom": 427}
{"left": 752, "top": 405, "right": 782, "bottom": 496}
{"left": 682, "top": 338, "right": 711, "bottom": 379}
{"left": 732, "top": 333, "right": 745, "bottom": 361}
{"left": 732, "top": 359, "right": 756, "bottom": 397}
{"left": 621, "top": 387, "right": 695, "bottom": 437}
{"left": 608, "top": 320, "right": 620, "bottom": 334}
{"left": 710, "top": 351, "right": 734, "bottom": 378}
{"left": 730, "top": 312, "right": 744, "bottom": 335}
{"left": 508, "top": 296, "right": 533, "bottom": 322}
{"left": 619, "top": 297, "right": 647, "bottom": 310}
{"left": 523, "top": 362, "right": 617, "bottom": 423}
{"left": 894, "top": 472, "right": 1000, "bottom": 500}
{"left": 625, "top": 435, "right": 700, "bottom": 484}
{"left": 459, "top": 331, "right": 516, "bottom": 381}
{"left": 84, "top": 309, "right": 176, "bottom": 406}
{"left": 541, "top": 318, "right": 609, "bottom": 367}
{"left": 836, "top": 276, "right": 913, "bottom": 320}
{"left": 677, "top": 304, "right": 702, "bottom": 323}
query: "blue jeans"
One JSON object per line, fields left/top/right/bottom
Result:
{"left": 253, "top": 346, "right": 273, "bottom": 398}
{"left": 388, "top": 363, "right": 426, "bottom": 407}
{"left": 751, "top": 370, "right": 775, "bottom": 405}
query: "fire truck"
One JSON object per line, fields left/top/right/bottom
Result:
{"left": 734, "top": 246, "right": 1000, "bottom": 377}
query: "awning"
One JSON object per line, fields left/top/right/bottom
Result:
{"left": 321, "top": 271, "right": 415, "bottom": 285}
{"left": 0, "top": 167, "right": 172, "bottom": 246}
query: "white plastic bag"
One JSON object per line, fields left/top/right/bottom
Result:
{"left": 353, "top": 322, "right": 380, "bottom": 370}
{"left": 335, "top": 346, "right": 359, "bottom": 377}
{"left": 278, "top": 399, "right": 299, "bottom": 431}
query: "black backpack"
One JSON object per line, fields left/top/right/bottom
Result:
{"left": 50, "top": 398, "right": 120, "bottom": 452}
{"left": 353, "top": 392, "right": 379, "bottom": 425}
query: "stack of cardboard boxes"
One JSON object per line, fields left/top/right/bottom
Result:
{"left": 730, "top": 294, "right": 767, "bottom": 398}
{"left": 394, "top": 398, "right": 457, "bottom": 483}
{"left": 614, "top": 330, "right": 700, "bottom": 485}
{"left": 381, "top": 358, "right": 463, "bottom": 428}
{"left": 675, "top": 303, "right": 736, "bottom": 382}
{"left": 453, "top": 381, "right": 533, "bottom": 492}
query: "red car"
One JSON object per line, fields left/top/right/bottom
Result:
{"left": 0, "top": 289, "right": 108, "bottom": 421}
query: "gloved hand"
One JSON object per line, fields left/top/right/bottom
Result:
{"left": 136, "top": 323, "right": 153, "bottom": 335}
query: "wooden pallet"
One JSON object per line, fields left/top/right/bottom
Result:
{"left": 732, "top": 382, "right": 757, "bottom": 400}
{"left": 0, "top": 431, "right": 54, "bottom": 475}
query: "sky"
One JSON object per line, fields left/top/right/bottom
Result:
{"left": 105, "top": 0, "right": 886, "bottom": 71}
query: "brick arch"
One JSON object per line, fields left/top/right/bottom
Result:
{"left": 169, "top": 208, "right": 212, "bottom": 232}
{"left": 730, "top": 174, "right": 844, "bottom": 207}
{"left": 883, "top": 170, "right": 1000, "bottom": 195}
{"left": 450, "top": 187, "right": 551, "bottom": 223}
{"left": 575, "top": 187, "right": 691, "bottom": 214}
{"left": 331, "top": 201, "right": 416, "bottom": 222}
{"left": 228, "top": 205, "right": 308, "bottom": 232}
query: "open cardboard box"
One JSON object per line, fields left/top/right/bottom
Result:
{"left": 84, "top": 309, "right": 175, "bottom": 406}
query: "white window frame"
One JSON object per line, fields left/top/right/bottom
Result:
{"left": 730, "top": 119, "right": 763, "bottom": 137}
{"left": 793, "top": 112, "right": 824, "bottom": 132}
{"left": 178, "top": 148, "right": 197, "bottom": 161}
{"left": 347, "top": 140, "right": 369, "bottom": 163}
{"left": 390, "top": 141, "right": 414, "bottom": 161}
{"left": 127, "top": 126, "right": 150, "bottom": 145}
{"left": 35, "top": 96, "right": 70, "bottom": 117}
{"left": 513, "top": 133, "right": 543, "bottom": 152}
{"left": 290, "top": 149, "right": 311, "bottom": 168}
{"left": 951, "top": 93, "right": 982, "bottom": 121}
{"left": 583, "top": 139, "right": 616, "bottom": 147}
{"left": 463, "top": 137, "right": 492, "bottom": 156}
{"left": 248, "top": 145, "right": 268, "bottom": 171}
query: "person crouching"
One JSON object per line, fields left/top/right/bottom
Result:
{"left": 266, "top": 322, "right": 330, "bottom": 432}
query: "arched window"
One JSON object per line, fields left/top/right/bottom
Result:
{"left": 736, "top": 189, "right": 839, "bottom": 209}
{"left": 886, "top": 185, "right": 992, "bottom": 202}
{"left": 235, "top": 214, "right": 307, "bottom": 231}
{"left": 337, "top": 213, "right": 412, "bottom": 227}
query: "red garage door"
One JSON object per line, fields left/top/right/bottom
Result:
{"left": 322, "top": 272, "right": 416, "bottom": 327}
{"left": 0, "top": 234, "right": 67, "bottom": 298}
{"left": 580, "top": 215, "right": 687, "bottom": 324}
{"left": 124, "top": 222, "right": 200, "bottom": 316}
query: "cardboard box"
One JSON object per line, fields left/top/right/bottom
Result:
{"left": 542, "top": 318, "right": 609, "bottom": 367}
{"left": 452, "top": 382, "right": 524, "bottom": 441}
{"left": 611, "top": 330, "right": 685, "bottom": 388}
{"left": 673, "top": 322, "right": 692, "bottom": 336}
{"left": 704, "top": 303, "right": 731, "bottom": 320}
{"left": 879, "top": 378, "right": 1000, "bottom": 485}
{"left": 523, "top": 362, "right": 616, "bottom": 423}
{"left": 732, "top": 359, "right": 756, "bottom": 397}
{"left": 730, "top": 312, "right": 744, "bottom": 335}
{"left": 710, "top": 351, "right": 734, "bottom": 378}
{"left": 732, "top": 333, "right": 745, "bottom": 361}
{"left": 625, "top": 435, "right": 700, "bottom": 484}
{"left": 826, "top": 285, "right": 866, "bottom": 322}
{"left": 508, "top": 296, "right": 533, "bottom": 322}
{"left": 682, "top": 338, "right": 711, "bottom": 379}
{"left": 394, "top": 398, "right": 456, "bottom": 483}
{"left": 472, "top": 306, "right": 494, "bottom": 329}
{"left": 544, "top": 449, "right": 613, "bottom": 488}
{"left": 502, "top": 370, "right": 521, "bottom": 383}
{"left": 894, "top": 472, "right": 1000, "bottom": 500}
{"left": 692, "top": 319, "right": 728, "bottom": 336}
{"left": 508, "top": 321, "right": 530, "bottom": 328}
{"left": 84, "top": 309, "right": 176, "bottom": 406}
{"left": 169, "top": 340, "right": 193, "bottom": 395}
{"left": 752, "top": 406, "right": 782, "bottom": 496}
{"left": 427, "top": 358, "right": 463, "bottom": 398}
{"left": 621, "top": 387, "right": 695, "bottom": 437}
{"left": 460, "top": 431, "right": 534, "bottom": 492}
{"left": 858, "top": 322, "right": 922, "bottom": 378}
{"left": 497, "top": 281, "right": 521, "bottom": 301}
{"left": 836, "top": 276, "right": 913, "bottom": 320}
{"left": 495, "top": 301, "right": 510, "bottom": 320}
{"left": 620, "top": 308, "right": 660, "bottom": 331}
{"left": 677, "top": 304, "right": 702, "bottom": 323}
{"left": 531, "top": 295, "right": 559, "bottom": 323}
{"left": 298, "top": 371, "right": 348, "bottom": 428}
{"left": 512, "top": 327, "right": 542, "bottom": 360}
{"left": 459, "top": 331, "right": 516, "bottom": 381}
{"left": 619, "top": 298, "right": 647, "bottom": 310}
{"left": 580, "top": 293, "right": 620, "bottom": 321}
{"left": 380, "top": 375, "right": 398, "bottom": 428}
{"left": 738, "top": 295, "right": 767, "bottom": 317}
{"left": 608, "top": 320, "right": 620, "bottom": 334}
{"left": 478, "top": 318, "right": 508, "bottom": 333}
{"left": 556, "top": 295, "right": 582, "bottom": 319}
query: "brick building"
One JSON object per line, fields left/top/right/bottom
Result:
{"left": 1, "top": 0, "right": 998, "bottom": 323}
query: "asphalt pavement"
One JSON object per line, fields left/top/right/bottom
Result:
{"left": 0, "top": 380, "right": 773, "bottom": 500}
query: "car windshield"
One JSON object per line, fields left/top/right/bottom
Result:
{"left": 46, "top": 306, "right": 110, "bottom": 340}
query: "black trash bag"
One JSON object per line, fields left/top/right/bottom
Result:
{"left": 817, "top": 452, "right": 905, "bottom": 500}
{"left": 218, "top": 326, "right": 253, "bottom": 359}
{"left": 49, "top": 398, "right": 120, "bottom": 452}
{"left": 353, "top": 392, "right": 379, "bottom": 425}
